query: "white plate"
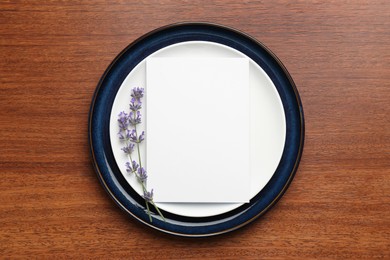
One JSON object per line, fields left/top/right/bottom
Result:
{"left": 109, "top": 41, "right": 286, "bottom": 217}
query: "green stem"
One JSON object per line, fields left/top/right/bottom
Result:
{"left": 134, "top": 124, "right": 142, "bottom": 169}
{"left": 139, "top": 177, "right": 153, "bottom": 222}
{"left": 125, "top": 137, "right": 152, "bottom": 221}
{"left": 151, "top": 201, "right": 166, "bottom": 222}
{"left": 145, "top": 200, "right": 152, "bottom": 222}
{"left": 127, "top": 113, "right": 165, "bottom": 222}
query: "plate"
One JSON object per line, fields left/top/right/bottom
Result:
{"left": 89, "top": 23, "right": 304, "bottom": 237}
{"left": 110, "top": 41, "right": 286, "bottom": 217}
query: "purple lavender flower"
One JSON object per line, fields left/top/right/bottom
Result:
{"left": 132, "top": 160, "right": 139, "bottom": 172}
{"left": 125, "top": 129, "right": 132, "bottom": 139}
{"left": 125, "top": 160, "right": 139, "bottom": 173}
{"left": 121, "top": 143, "right": 135, "bottom": 154}
{"left": 138, "top": 131, "right": 145, "bottom": 143}
{"left": 125, "top": 162, "right": 132, "bottom": 173}
{"left": 143, "top": 189, "right": 153, "bottom": 202}
{"left": 137, "top": 167, "right": 147, "bottom": 182}
{"left": 131, "top": 87, "right": 144, "bottom": 100}
{"left": 128, "top": 129, "right": 138, "bottom": 143}
{"left": 129, "top": 97, "right": 142, "bottom": 111}
{"left": 129, "top": 111, "right": 141, "bottom": 125}
{"left": 118, "top": 111, "right": 128, "bottom": 130}
{"left": 118, "top": 131, "right": 125, "bottom": 140}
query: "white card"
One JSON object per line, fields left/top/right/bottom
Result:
{"left": 146, "top": 58, "right": 250, "bottom": 203}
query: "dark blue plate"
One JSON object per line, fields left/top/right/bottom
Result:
{"left": 89, "top": 23, "right": 304, "bottom": 237}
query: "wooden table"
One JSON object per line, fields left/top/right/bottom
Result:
{"left": 1, "top": 1, "right": 389, "bottom": 258}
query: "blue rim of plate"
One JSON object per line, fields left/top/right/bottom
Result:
{"left": 89, "top": 22, "right": 304, "bottom": 237}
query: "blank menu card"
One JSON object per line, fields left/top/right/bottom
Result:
{"left": 146, "top": 57, "right": 250, "bottom": 203}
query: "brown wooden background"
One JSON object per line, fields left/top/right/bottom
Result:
{"left": 1, "top": 0, "right": 389, "bottom": 258}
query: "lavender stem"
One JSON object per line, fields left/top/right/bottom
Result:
{"left": 118, "top": 87, "right": 165, "bottom": 222}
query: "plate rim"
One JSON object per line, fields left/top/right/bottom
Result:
{"left": 88, "top": 22, "right": 305, "bottom": 237}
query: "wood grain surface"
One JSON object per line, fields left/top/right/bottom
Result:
{"left": 1, "top": 0, "right": 389, "bottom": 258}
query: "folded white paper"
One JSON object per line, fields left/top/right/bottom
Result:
{"left": 146, "top": 58, "right": 250, "bottom": 203}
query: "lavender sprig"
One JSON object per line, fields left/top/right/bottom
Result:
{"left": 129, "top": 111, "right": 141, "bottom": 125}
{"left": 118, "top": 87, "right": 165, "bottom": 222}
{"left": 137, "top": 167, "right": 148, "bottom": 182}
{"left": 130, "top": 97, "right": 142, "bottom": 111}
{"left": 121, "top": 143, "right": 135, "bottom": 154}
